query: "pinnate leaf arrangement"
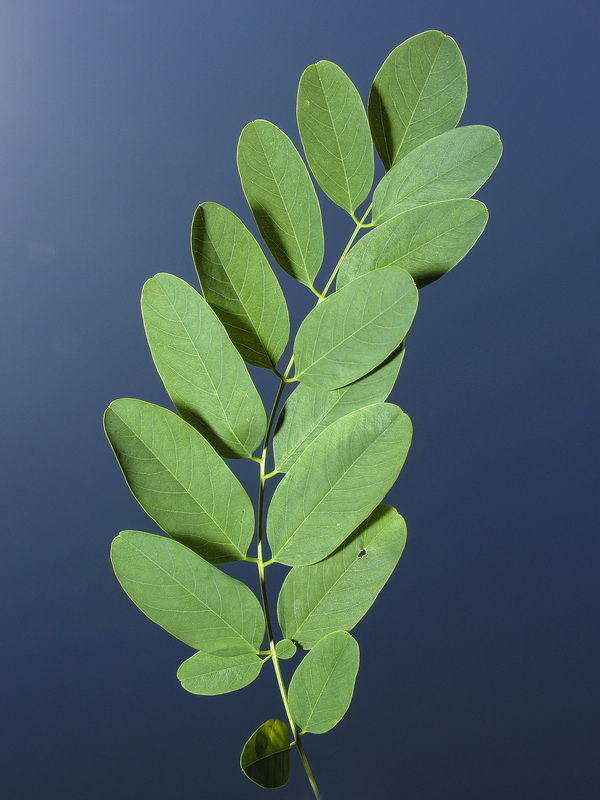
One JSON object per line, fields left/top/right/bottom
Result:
{"left": 105, "top": 31, "right": 501, "bottom": 797}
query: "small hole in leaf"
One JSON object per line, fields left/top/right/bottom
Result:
{"left": 358, "top": 549, "right": 367, "bottom": 559}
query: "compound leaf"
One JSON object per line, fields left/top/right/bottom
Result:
{"left": 288, "top": 631, "right": 359, "bottom": 734}
{"left": 267, "top": 403, "right": 412, "bottom": 566}
{"left": 337, "top": 199, "right": 488, "bottom": 289}
{"left": 240, "top": 719, "right": 291, "bottom": 789}
{"left": 177, "top": 651, "right": 264, "bottom": 695}
{"left": 297, "top": 60, "right": 373, "bottom": 213}
{"left": 273, "top": 344, "right": 405, "bottom": 473}
{"left": 142, "top": 273, "right": 266, "bottom": 459}
{"left": 372, "top": 125, "right": 502, "bottom": 223}
{"left": 104, "top": 399, "right": 254, "bottom": 564}
{"left": 237, "top": 120, "right": 324, "bottom": 287}
{"left": 111, "top": 531, "right": 265, "bottom": 654}
{"left": 278, "top": 505, "right": 407, "bottom": 648}
{"left": 191, "top": 202, "right": 289, "bottom": 369}
{"left": 369, "top": 30, "right": 467, "bottom": 169}
{"left": 294, "top": 267, "right": 417, "bottom": 390}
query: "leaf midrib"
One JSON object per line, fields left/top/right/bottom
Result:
{"left": 275, "top": 388, "right": 349, "bottom": 473}
{"left": 184, "top": 653, "right": 261, "bottom": 681}
{"left": 301, "top": 639, "right": 351, "bottom": 731}
{"left": 274, "top": 407, "right": 400, "bottom": 558}
{"left": 112, "top": 406, "right": 244, "bottom": 557}
{"left": 312, "top": 65, "right": 353, "bottom": 207}
{"left": 376, "top": 136, "right": 498, "bottom": 220}
{"left": 289, "top": 529, "right": 387, "bottom": 638}
{"left": 248, "top": 124, "right": 312, "bottom": 283}
{"left": 379, "top": 201, "right": 487, "bottom": 260}
{"left": 345, "top": 200, "right": 486, "bottom": 284}
{"left": 196, "top": 211, "right": 276, "bottom": 366}
{"left": 124, "top": 537, "right": 256, "bottom": 649}
{"left": 393, "top": 35, "right": 445, "bottom": 164}
{"left": 150, "top": 280, "right": 250, "bottom": 455}
{"left": 296, "top": 278, "right": 412, "bottom": 379}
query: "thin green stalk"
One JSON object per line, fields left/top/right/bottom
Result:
{"left": 254, "top": 356, "right": 321, "bottom": 798}
{"left": 320, "top": 204, "right": 372, "bottom": 298}
{"left": 253, "top": 211, "right": 374, "bottom": 797}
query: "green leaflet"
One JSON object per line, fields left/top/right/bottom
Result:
{"left": 141, "top": 273, "right": 266, "bottom": 459}
{"left": 294, "top": 267, "right": 417, "bottom": 390}
{"left": 240, "top": 719, "right": 291, "bottom": 789}
{"left": 297, "top": 60, "right": 373, "bottom": 214}
{"left": 177, "top": 651, "right": 264, "bottom": 695}
{"left": 267, "top": 403, "right": 412, "bottom": 566}
{"left": 237, "top": 120, "right": 324, "bottom": 287}
{"left": 273, "top": 344, "right": 405, "bottom": 473}
{"left": 111, "top": 531, "right": 265, "bottom": 654}
{"left": 337, "top": 199, "right": 489, "bottom": 290}
{"left": 191, "top": 202, "right": 289, "bottom": 369}
{"left": 104, "top": 399, "right": 254, "bottom": 563}
{"left": 368, "top": 30, "right": 467, "bottom": 170}
{"left": 372, "top": 126, "right": 503, "bottom": 223}
{"left": 288, "top": 631, "right": 359, "bottom": 734}
{"left": 275, "top": 639, "right": 297, "bottom": 660}
{"left": 278, "top": 505, "right": 407, "bottom": 648}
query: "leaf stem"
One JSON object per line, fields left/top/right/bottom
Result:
{"left": 320, "top": 203, "right": 372, "bottom": 298}
{"left": 351, "top": 210, "right": 375, "bottom": 228}
{"left": 254, "top": 356, "right": 322, "bottom": 799}
{"left": 309, "top": 285, "right": 326, "bottom": 300}
{"left": 252, "top": 211, "right": 376, "bottom": 797}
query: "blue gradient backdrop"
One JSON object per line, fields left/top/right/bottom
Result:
{"left": 1, "top": 1, "right": 598, "bottom": 798}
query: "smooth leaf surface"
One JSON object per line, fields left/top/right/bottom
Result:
{"left": 111, "top": 531, "right": 265, "bottom": 654}
{"left": 104, "top": 399, "right": 254, "bottom": 563}
{"left": 273, "top": 344, "right": 405, "bottom": 473}
{"left": 372, "top": 126, "right": 503, "bottom": 223}
{"left": 177, "top": 651, "right": 264, "bottom": 695}
{"left": 142, "top": 273, "right": 266, "bottom": 458}
{"left": 278, "top": 505, "right": 407, "bottom": 648}
{"left": 191, "top": 202, "right": 289, "bottom": 369}
{"left": 237, "top": 120, "right": 324, "bottom": 287}
{"left": 240, "top": 719, "right": 291, "bottom": 789}
{"left": 267, "top": 403, "right": 412, "bottom": 566}
{"left": 297, "top": 60, "right": 373, "bottom": 213}
{"left": 368, "top": 30, "right": 467, "bottom": 169}
{"left": 337, "top": 199, "right": 488, "bottom": 289}
{"left": 294, "top": 267, "right": 417, "bottom": 390}
{"left": 275, "top": 639, "right": 297, "bottom": 660}
{"left": 288, "top": 631, "right": 359, "bottom": 734}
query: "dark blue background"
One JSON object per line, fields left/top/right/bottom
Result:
{"left": 2, "top": 2, "right": 598, "bottom": 798}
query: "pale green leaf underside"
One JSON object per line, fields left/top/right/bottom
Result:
{"left": 294, "top": 267, "right": 417, "bottom": 390}
{"left": 111, "top": 531, "right": 265, "bottom": 654}
{"left": 177, "top": 650, "right": 263, "bottom": 695}
{"left": 297, "top": 60, "right": 373, "bottom": 213}
{"left": 288, "top": 631, "right": 359, "bottom": 734}
{"left": 237, "top": 120, "right": 324, "bottom": 287}
{"left": 191, "top": 202, "right": 290, "bottom": 369}
{"left": 278, "top": 505, "right": 407, "bottom": 648}
{"left": 267, "top": 403, "right": 412, "bottom": 566}
{"left": 104, "top": 399, "right": 254, "bottom": 564}
{"left": 142, "top": 273, "right": 266, "bottom": 459}
{"left": 275, "top": 639, "right": 297, "bottom": 660}
{"left": 372, "top": 125, "right": 503, "bottom": 223}
{"left": 337, "top": 199, "right": 488, "bottom": 289}
{"left": 240, "top": 719, "right": 291, "bottom": 789}
{"left": 368, "top": 30, "right": 467, "bottom": 169}
{"left": 273, "top": 344, "right": 405, "bottom": 473}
